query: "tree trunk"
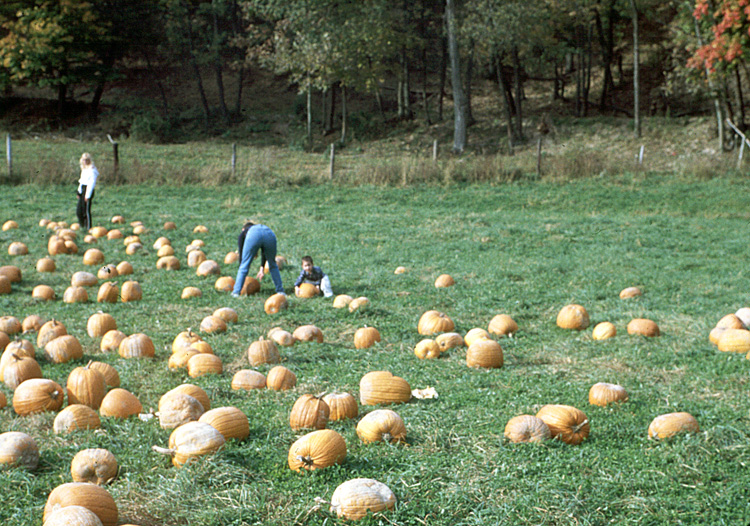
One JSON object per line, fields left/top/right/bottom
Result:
{"left": 584, "top": 22, "right": 593, "bottom": 116}
{"left": 341, "top": 84, "right": 347, "bottom": 144}
{"left": 446, "top": 0, "right": 467, "bottom": 153}
{"left": 403, "top": 47, "right": 412, "bottom": 120}
{"left": 421, "top": 45, "right": 431, "bottom": 125}
{"left": 464, "top": 37, "right": 475, "bottom": 126}
{"left": 512, "top": 45, "right": 523, "bottom": 141}
{"left": 306, "top": 78, "right": 312, "bottom": 149}
{"left": 234, "top": 64, "right": 244, "bottom": 118}
{"left": 183, "top": 1, "right": 210, "bottom": 127}
{"left": 495, "top": 54, "right": 515, "bottom": 154}
{"left": 630, "top": 0, "right": 641, "bottom": 138}
{"left": 595, "top": 0, "right": 615, "bottom": 111}
{"left": 212, "top": 4, "right": 229, "bottom": 123}
{"left": 736, "top": 67, "right": 746, "bottom": 129}
{"left": 144, "top": 52, "right": 170, "bottom": 118}
{"left": 324, "top": 84, "right": 337, "bottom": 135}
{"left": 438, "top": 36, "right": 447, "bottom": 121}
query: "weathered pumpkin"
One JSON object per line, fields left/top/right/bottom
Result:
{"left": 290, "top": 394, "right": 330, "bottom": 430}
{"left": 71, "top": 449, "right": 118, "bottom": 485}
{"left": 44, "top": 482, "right": 119, "bottom": 526}
{"left": 187, "top": 353, "right": 223, "bottom": 377}
{"left": 2, "top": 354, "right": 42, "bottom": 390}
{"left": 45, "top": 334, "right": 84, "bottom": 364}
{"left": 504, "top": 415, "right": 551, "bottom": 443}
{"left": 118, "top": 333, "right": 155, "bottom": 358}
{"left": 96, "top": 282, "right": 119, "bottom": 303}
{"left": 8, "top": 241, "right": 28, "bottom": 255}
{"left": 592, "top": 321, "right": 617, "bottom": 340}
{"left": 22, "top": 314, "right": 44, "bottom": 332}
{"left": 417, "top": 310, "right": 454, "bottom": 335}
{"left": 115, "top": 261, "right": 133, "bottom": 275}
{"left": 99, "top": 388, "right": 142, "bottom": 418}
{"left": 106, "top": 229, "right": 122, "bottom": 241}
{"left": 292, "top": 324, "right": 324, "bottom": 343}
{"left": 66, "top": 362, "right": 107, "bottom": 409}
{"left": 38, "top": 319, "right": 67, "bottom": 348}
{"left": 199, "top": 406, "right": 250, "bottom": 440}
{"left": 264, "top": 293, "right": 288, "bottom": 314}
{"left": 322, "top": 392, "right": 359, "bottom": 421}
{"left": 348, "top": 296, "right": 370, "bottom": 312}
{"left": 53, "top": 404, "right": 101, "bottom": 433}
{"left": 359, "top": 371, "right": 411, "bottom": 406}
{"left": 247, "top": 337, "right": 280, "bottom": 366}
{"left": 619, "top": 286, "right": 642, "bottom": 299}
{"left": 43, "top": 505, "right": 104, "bottom": 526}
{"left": 63, "top": 286, "right": 89, "bottom": 303}
{"left": 717, "top": 328, "right": 750, "bottom": 353}
{"left": 466, "top": 339, "right": 503, "bottom": 368}
{"left": 356, "top": 409, "right": 407, "bottom": 443}
{"left": 100, "top": 330, "right": 126, "bottom": 353}
{"left": 536, "top": 404, "right": 590, "bottom": 445}
{"left": 71, "top": 271, "right": 98, "bottom": 288}
{"left": 172, "top": 329, "right": 202, "bottom": 353}
{"left": 165, "top": 383, "right": 211, "bottom": 411}
{"left": 97, "top": 264, "right": 118, "bottom": 280}
{"left": 32, "top": 284, "right": 55, "bottom": 301}
{"left": 716, "top": 313, "right": 745, "bottom": 330}
{"left": 0, "top": 431, "right": 39, "bottom": 470}
{"left": 266, "top": 365, "right": 297, "bottom": 391}
{"left": 0, "top": 265, "right": 21, "bottom": 283}
{"left": 588, "top": 382, "right": 629, "bottom": 406}
{"left": 199, "top": 315, "right": 227, "bottom": 334}
{"left": 155, "top": 421, "right": 225, "bottom": 467}
{"left": 168, "top": 348, "right": 199, "bottom": 369}
{"left": 329, "top": 478, "right": 396, "bottom": 520}
{"left": 87, "top": 312, "right": 117, "bottom": 338}
{"left": 82, "top": 248, "right": 105, "bottom": 266}
{"left": 268, "top": 327, "right": 295, "bottom": 347}
{"left": 224, "top": 251, "right": 239, "bottom": 264}
{"left": 627, "top": 318, "right": 660, "bottom": 337}
{"left": 196, "top": 260, "right": 220, "bottom": 277}
{"left": 156, "top": 255, "right": 180, "bottom": 270}
{"left": 0, "top": 316, "right": 21, "bottom": 336}
{"left": 37, "top": 257, "right": 56, "bottom": 273}
{"left": 735, "top": 307, "right": 750, "bottom": 327}
{"left": 120, "top": 281, "right": 142, "bottom": 302}
{"left": 213, "top": 276, "right": 234, "bottom": 292}
{"left": 414, "top": 339, "right": 441, "bottom": 360}
{"left": 556, "top": 304, "right": 590, "bottom": 330}
{"left": 181, "top": 286, "right": 202, "bottom": 299}
{"left": 231, "top": 370, "right": 266, "bottom": 391}
{"left": 187, "top": 249, "right": 207, "bottom": 268}
{"left": 157, "top": 392, "right": 205, "bottom": 429}
{"left": 88, "top": 361, "right": 119, "bottom": 388}
{"left": 354, "top": 326, "right": 381, "bottom": 349}
{"left": 0, "top": 275, "right": 11, "bottom": 294}
{"left": 287, "top": 429, "right": 347, "bottom": 472}
{"left": 332, "top": 294, "right": 353, "bottom": 308}
{"left": 648, "top": 412, "right": 700, "bottom": 439}
{"left": 488, "top": 314, "right": 518, "bottom": 336}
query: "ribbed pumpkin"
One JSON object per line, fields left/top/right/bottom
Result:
{"left": 264, "top": 293, "right": 288, "bottom": 314}
{"left": 434, "top": 273, "right": 455, "bottom": 288}
{"left": 333, "top": 294, "right": 353, "bottom": 308}
{"left": 0, "top": 344, "right": 35, "bottom": 382}
{"left": 588, "top": 382, "right": 629, "bottom": 406}
{"left": 187, "top": 353, "right": 223, "bottom": 377}
{"left": 157, "top": 392, "right": 204, "bottom": 429}
{"left": 293, "top": 324, "right": 324, "bottom": 343}
{"left": 82, "top": 248, "right": 105, "bottom": 266}
{"left": 67, "top": 362, "right": 107, "bottom": 409}
{"left": 414, "top": 339, "right": 441, "bottom": 359}
{"left": 435, "top": 332, "right": 464, "bottom": 352}
{"left": 619, "top": 286, "right": 642, "bottom": 299}
{"left": 168, "top": 348, "right": 199, "bottom": 369}
{"left": 231, "top": 370, "right": 266, "bottom": 390}
{"left": 213, "top": 307, "right": 238, "bottom": 323}
{"left": 53, "top": 404, "right": 101, "bottom": 433}
{"left": 356, "top": 409, "right": 407, "bottom": 443}
{"left": 0, "top": 316, "right": 21, "bottom": 336}
{"left": 290, "top": 394, "right": 330, "bottom": 430}
{"left": 45, "top": 334, "right": 84, "bottom": 364}
{"left": 196, "top": 260, "right": 220, "bottom": 277}
{"left": 627, "top": 318, "right": 660, "bottom": 337}
{"left": 295, "top": 282, "right": 319, "bottom": 298}
{"left": 8, "top": 241, "right": 28, "bottom": 255}
{"left": 354, "top": 326, "right": 381, "bottom": 349}
{"left": 88, "top": 362, "right": 119, "bottom": 388}
{"left": 44, "top": 505, "right": 104, "bottom": 526}
{"left": 181, "top": 286, "right": 202, "bottom": 299}
{"left": 120, "top": 280, "right": 142, "bottom": 302}
{"left": 118, "top": 333, "right": 155, "bottom": 358}
{"left": 466, "top": 339, "right": 503, "bottom": 368}
{"left": 13, "top": 378, "right": 65, "bottom": 415}
{"left": 266, "top": 365, "right": 297, "bottom": 391}
{"left": 100, "top": 330, "right": 126, "bottom": 353}
{"left": 717, "top": 328, "right": 750, "bottom": 353}
{"left": 166, "top": 383, "right": 211, "bottom": 411}
{"left": 71, "top": 449, "right": 118, "bottom": 485}
{"left": 0, "top": 431, "right": 39, "bottom": 470}
{"left": 32, "top": 284, "right": 55, "bottom": 301}
{"left": 199, "top": 407, "right": 250, "bottom": 441}
{"left": 187, "top": 249, "right": 207, "bottom": 267}
{"left": 115, "top": 261, "right": 133, "bottom": 275}
{"left": 329, "top": 478, "right": 396, "bottom": 520}
{"left": 488, "top": 314, "right": 518, "bottom": 336}
{"left": 96, "top": 282, "right": 118, "bottom": 303}
{"left": 348, "top": 296, "right": 370, "bottom": 312}
{"left": 247, "top": 337, "right": 280, "bottom": 366}
{"left": 71, "top": 271, "right": 98, "bottom": 287}
{"left": 359, "top": 371, "right": 411, "bottom": 406}
{"left": 240, "top": 276, "right": 261, "bottom": 295}
{"left": 43, "top": 483, "right": 118, "bottom": 526}
{"left": 417, "top": 310, "right": 454, "bottom": 335}
{"left": 323, "top": 393, "right": 358, "bottom": 421}
{"left": 172, "top": 329, "right": 202, "bottom": 353}
{"left": 556, "top": 304, "right": 590, "bottom": 330}
{"left": 87, "top": 312, "right": 117, "bottom": 338}
{"left": 3, "top": 354, "right": 42, "bottom": 390}
{"left": 592, "top": 321, "right": 617, "bottom": 340}
{"left": 536, "top": 404, "right": 590, "bottom": 445}
{"left": 38, "top": 319, "right": 67, "bottom": 348}
{"left": 106, "top": 229, "right": 122, "bottom": 240}
{"left": 287, "top": 429, "right": 347, "bottom": 472}
{"left": 37, "top": 257, "right": 56, "bottom": 272}
{"left": 157, "top": 421, "right": 226, "bottom": 467}
{"left": 716, "top": 313, "right": 745, "bottom": 330}
{"left": 504, "top": 415, "right": 551, "bottom": 443}
{"left": 63, "top": 286, "right": 89, "bottom": 304}
{"left": 648, "top": 412, "right": 700, "bottom": 439}
{"left": 99, "top": 388, "right": 142, "bottom": 418}
{"left": 199, "top": 315, "right": 227, "bottom": 334}
{"left": 268, "top": 327, "right": 295, "bottom": 347}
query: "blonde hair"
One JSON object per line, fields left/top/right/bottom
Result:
{"left": 79, "top": 152, "right": 93, "bottom": 169}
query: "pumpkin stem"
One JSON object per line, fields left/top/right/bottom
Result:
{"left": 382, "top": 432, "right": 393, "bottom": 443}
{"left": 297, "top": 455, "right": 314, "bottom": 466}
{"left": 152, "top": 445, "right": 176, "bottom": 457}
{"left": 572, "top": 419, "right": 589, "bottom": 433}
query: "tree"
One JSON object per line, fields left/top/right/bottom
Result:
{"left": 446, "top": 0, "right": 467, "bottom": 153}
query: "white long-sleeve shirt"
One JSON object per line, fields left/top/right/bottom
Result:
{"left": 77, "top": 165, "right": 99, "bottom": 199}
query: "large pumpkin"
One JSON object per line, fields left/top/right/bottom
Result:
{"left": 157, "top": 392, "right": 204, "bottom": 430}
{"left": 44, "top": 334, "right": 84, "bottom": 364}
{"left": 199, "top": 407, "right": 250, "bottom": 441}
{"left": 592, "top": 322, "right": 617, "bottom": 340}
{"left": 13, "top": 378, "right": 65, "bottom": 415}
{"left": 99, "top": 388, "right": 142, "bottom": 418}
{"left": 289, "top": 394, "right": 330, "bottom": 430}
{"left": 588, "top": 382, "right": 628, "bottom": 406}
{"left": 556, "top": 304, "right": 590, "bottom": 330}
{"left": 118, "top": 333, "right": 155, "bottom": 358}
{"left": 417, "top": 310, "right": 455, "bottom": 335}
{"left": 329, "top": 478, "right": 396, "bottom": 520}
{"left": 53, "top": 404, "right": 101, "bottom": 434}
{"left": 536, "top": 404, "right": 590, "bottom": 445}
{"left": 504, "top": 415, "right": 551, "bottom": 443}
{"left": 155, "top": 421, "right": 225, "bottom": 467}
{"left": 292, "top": 324, "right": 324, "bottom": 343}
{"left": 466, "top": 339, "right": 503, "bottom": 368}
{"left": 247, "top": 337, "right": 280, "bottom": 366}
{"left": 67, "top": 362, "right": 107, "bottom": 409}
{"left": 87, "top": 312, "right": 117, "bottom": 338}
{"left": 0, "top": 431, "right": 39, "bottom": 470}
{"left": 287, "top": 429, "right": 347, "bottom": 472}
{"left": 648, "top": 412, "right": 699, "bottom": 439}
{"left": 43, "top": 483, "right": 118, "bottom": 526}
{"left": 322, "top": 393, "right": 358, "bottom": 421}
{"left": 71, "top": 448, "right": 118, "bottom": 485}
{"left": 359, "top": 371, "right": 411, "bottom": 406}
{"left": 356, "top": 409, "right": 407, "bottom": 443}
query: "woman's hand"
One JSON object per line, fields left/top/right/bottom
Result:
{"left": 256, "top": 267, "right": 265, "bottom": 281}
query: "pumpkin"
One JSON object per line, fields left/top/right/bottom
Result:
{"left": 418, "top": 310, "right": 454, "bottom": 335}
{"left": 556, "top": 304, "right": 590, "bottom": 330}
{"left": 293, "top": 324, "right": 324, "bottom": 343}
{"left": 287, "top": 429, "right": 347, "bottom": 472}
{"left": 97, "top": 265, "right": 118, "bottom": 280}
{"left": 224, "top": 251, "right": 239, "bottom": 264}
{"left": 333, "top": 294, "right": 353, "bottom": 308}
{"left": 199, "top": 315, "right": 227, "bottom": 334}
{"left": 115, "top": 261, "right": 133, "bottom": 275}
{"left": 0, "top": 332, "right": 10, "bottom": 353}
{"left": 213, "top": 307, "right": 239, "bottom": 323}
{"left": 165, "top": 383, "right": 211, "bottom": 411}
{"left": 63, "top": 286, "right": 89, "bottom": 303}
{"left": 716, "top": 313, "right": 745, "bottom": 329}
{"left": 100, "top": 330, "right": 126, "bottom": 353}
{"left": 88, "top": 362, "right": 119, "bottom": 388}
{"left": 187, "top": 353, "right": 223, "bottom": 377}
{"left": 627, "top": 318, "right": 660, "bottom": 337}
{"left": 72, "top": 271, "right": 98, "bottom": 287}
{"left": 156, "top": 256, "right": 180, "bottom": 270}
{"left": 322, "top": 393, "right": 357, "bottom": 422}
{"left": 0, "top": 342, "right": 35, "bottom": 381}
{"left": 96, "top": 282, "right": 119, "bottom": 303}
{"left": 348, "top": 296, "right": 370, "bottom": 312}
{"left": 37, "top": 257, "right": 56, "bottom": 272}
{"left": 0, "top": 275, "right": 10, "bottom": 294}
{"left": 3, "top": 354, "right": 42, "bottom": 390}
{"left": 181, "top": 286, "right": 202, "bottom": 299}
{"left": 536, "top": 404, "right": 590, "bottom": 445}
{"left": 155, "top": 421, "right": 225, "bottom": 467}
{"left": 434, "top": 273, "right": 455, "bottom": 288}
{"left": 296, "top": 282, "right": 319, "bottom": 298}
{"left": 354, "top": 326, "right": 381, "bottom": 349}
{"left": 488, "top": 314, "right": 518, "bottom": 336}
{"left": 48, "top": 236, "right": 67, "bottom": 256}
{"left": 0, "top": 316, "right": 21, "bottom": 336}
{"left": 152, "top": 236, "right": 171, "bottom": 250}
{"left": 118, "top": 333, "right": 155, "bottom": 358}
{"left": 592, "top": 321, "right": 617, "bottom": 340}
{"left": 43, "top": 483, "right": 118, "bottom": 526}
{"left": 157, "top": 392, "right": 204, "bottom": 429}
{"left": 164, "top": 220, "right": 176, "bottom": 229}
{"left": 82, "top": 248, "right": 105, "bottom": 266}
{"left": 290, "top": 394, "right": 330, "bottom": 430}
{"left": 22, "top": 314, "right": 44, "bottom": 332}
{"left": 106, "top": 230, "right": 123, "bottom": 241}
{"left": 172, "top": 329, "right": 203, "bottom": 353}
{"left": 196, "top": 260, "right": 220, "bottom": 277}
{"left": 266, "top": 365, "right": 297, "bottom": 391}
{"left": 32, "top": 284, "right": 55, "bottom": 301}
{"left": 168, "top": 348, "right": 199, "bottom": 369}
{"left": 735, "top": 307, "right": 750, "bottom": 327}
{"left": 648, "top": 412, "right": 700, "bottom": 439}
{"left": 37, "top": 319, "right": 67, "bottom": 348}
{"left": 8, "top": 241, "right": 28, "bottom": 255}
{"left": 504, "top": 415, "right": 551, "bottom": 443}
{"left": 99, "top": 388, "right": 142, "bottom": 418}
{"left": 248, "top": 338, "right": 280, "bottom": 366}
{"left": 132, "top": 225, "right": 146, "bottom": 235}
{"left": 264, "top": 293, "right": 288, "bottom": 314}
{"left": 199, "top": 407, "right": 250, "bottom": 440}
{"left": 466, "top": 339, "right": 503, "bottom": 368}
{"left": 0, "top": 431, "right": 39, "bottom": 470}
{"left": 67, "top": 362, "right": 107, "bottom": 409}
{"left": 214, "top": 276, "right": 234, "bottom": 292}
{"left": 87, "top": 312, "right": 117, "bottom": 338}
{"left": 268, "top": 327, "right": 295, "bottom": 347}
{"left": 588, "top": 382, "right": 628, "bottom": 406}
{"left": 45, "top": 335, "right": 84, "bottom": 364}
{"left": 435, "top": 332, "right": 465, "bottom": 352}
{"left": 89, "top": 226, "right": 108, "bottom": 238}
{"left": 43, "top": 505, "right": 104, "bottom": 526}
{"left": 71, "top": 449, "right": 118, "bottom": 485}
{"left": 619, "top": 286, "right": 642, "bottom": 299}
{"left": 329, "top": 478, "right": 396, "bottom": 520}
{"left": 356, "top": 409, "right": 407, "bottom": 443}
{"left": 193, "top": 225, "right": 208, "bottom": 233}
{"left": 0, "top": 390, "right": 5, "bottom": 408}
{"left": 231, "top": 370, "right": 266, "bottom": 391}
{"left": 359, "top": 371, "right": 411, "bottom": 406}
{"left": 717, "top": 328, "right": 750, "bottom": 353}
{"left": 120, "top": 281, "right": 142, "bottom": 302}
{"left": 0, "top": 265, "right": 21, "bottom": 283}
{"left": 65, "top": 240, "right": 79, "bottom": 253}
{"left": 414, "top": 339, "right": 441, "bottom": 359}
{"left": 2, "top": 220, "right": 18, "bottom": 231}
{"left": 394, "top": 266, "right": 407, "bottom": 274}
{"left": 53, "top": 404, "right": 101, "bottom": 433}
{"left": 240, "top": 275, "right": 260, "bottom": 294}
{"left": 187, "top": 249, "right": 207, "bottom": 268}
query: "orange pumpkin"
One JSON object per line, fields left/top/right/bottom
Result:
{"left": 536, "top": 404, "right": 590, "bottom": 445}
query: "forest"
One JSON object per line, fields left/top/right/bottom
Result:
{"left": 0, "top": 1, "right": 749, "bottom": 151}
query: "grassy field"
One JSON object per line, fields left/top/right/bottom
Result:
{"left": 1, "top": 176, "right": 750, "bottom": 525}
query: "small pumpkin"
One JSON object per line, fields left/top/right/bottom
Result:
{"left": 181, "top": 286, "right": 202, "bottom": 299}
{"left": 619, "top": 286, "right": 642, "bottom": 299}
{"left": 163, "top": 220, "right": 176, "bottom": 229}
{"left": 87, "top": 312, "right": 117, "bottom": 338}
{"left": 3, "top": 354, "right": 42, "bottom": 390}
{"left": 97, "top": 264, "right": 118, "bottom": 280}
{"left": 504, "top": 415, "right": 551, "bottom": 443}
{"left": 37, "top": 257, "right": 56, "bottom": 272}
{"left": 648, "top": 412, "right": 699, "bottom": 439}
{"left": 414, "top": 339, "right": 441, "bottom": 359}
{"left": 172, "top": 329, "right": 202, "bottom": 353}
{"left": 99, "top": 388, "right": 142, "bottom": 418}
{"left": 0, "top": 265, "right": 21, "bottom": 282}
{"left": 224, "top": 251, "right": 239, "bottom": 264}
{"left": 296, "top": 282, "right": 319, "bottom": 298}
{"left": 187, "top": 249, "right": 207, "bottom": 268}
{"left": 157, "top": 392, "right": 205, "bottom": 430}
{"left": 22, "top": 314, "right": 44, "bottom": 332}
{"left": 44, "top": 482, "right": 119, "bottom": 526}
{"left": 0, "top": 275, "right": 11, "bottom": 294}
{"left": 8, "top": 241, "right": 28, "bottom": 255}
{"left": 0, "top": 316, "right": 21, "bottom": 336}
{"left": 354, "top": 326, "right": 381, "bottom": 349}
{"left": 359, "top": 371, "right": 411, "bottom": 406}
{"left": 120, "top": 280, "right": 142, "bottom": 302}
{"left": 592, "top": 321, "right": 617, "bottom": 340}
{"left": 63, "top": 286, "right": 89, "bottom": 303}
{"left": 100, "top": 330, "right": 126, "bottom": 353}
{"left": 32, "top": 284, "right": 55, "bottom": 301}
{"left": 536, "top": 404, "right": 590, "bottom": 445}
{"left": 264, "top": 293, "right": 288, "bottom": 314}
{"left": 231, "top": 370, "right": 266, "bottom": 390}
{"left": 71, "top": 271, "right": 98, "bottom": 287}
{"left": 106, "top": 229, "right": 122, "bottom": 240}
{"left": 293, "top": 324, "right": 324, "bottom": 343}
{"left": 0, "top": 431, "right": 39, "bottom": 470}
{"left": 71, "top": 449, "right": 118, "bottom": 485}
{"left": 118, "top": 333, "right": 155, "bottom": 358}
{"left": 333, "top": 294, "right": 353, "bottom": 308}
{"left": 247, "top": 337, "right": 280, "bottom": 366}
{"left": 196, "top": 260, "right": 220, "bottom": 277}
{"left": 417, "top": 310, "right": 454, "bottom": 335}
{"left": 466, "top": 339, "right": 503, "bottom": 368}
{"left": 187, "top": 353, "right": 223, "bottom": 377}
{"left": 434, "top": 273, "right": 455, "bottom": 288}
{"left": 96, "top": 282, "right": 119, "bottom": 303}
{"left": 717, "top": 328, "right": 750, "bottom": 353}
{"left": 45, "top": 334, "right": 84, "bottom": 364}
{"left": 716, "top": 313, "right": 745, "bottom": 330}
{"left": 588, "top": 382, "right": 628, "bottom": 406}
{"left": 348, "top": 296, "right": 370, "bottom": 312}
{"left": 322, "top": 393, "right": 358, "bottom": 421}
{"left": 435, "top": 332, "right": 464, "bottom": 352}
{"left": 199, "top": 315, "right": 227, "bottom": 334}
{"left": 82, "top": 248, "right": 105, "bottom": 266}
{"left": 213, "top": 307, "right": 238, "bottom": 323}
{"left": 266, "top": 365, "right": 297, "bottom": 391}
{"left": 627, "top": 318, "right": 660, "bottom": 337}
{"left": 213, "top": 276, "right": 234, "bottom": 292}
{"left": 115, "top": 261, "right": 133, "bottom": 275}
{"left": 287, "top": 429, "right": 347, "bottom": 472}
{"left": 53, "top": 404, "right": 101, "bottom": 433}
{"left": 168, "top": 348, "right": 199, "bottom": 369}
{"left": 356, "top": 409, "right": 407, "bottom": 443}
{"left": 556, "top": 304, "right": 590, "bottom": 330}
{"left": 156, "top": 256, "right": 180, "bottom": 270}
{"left": 38, "top": 319, "right": 67, "bottom": 348}
{"left": 329, "top": 478, "right": 396, "bottom": 520}
{"left": 488, "top": 314, "right": 518, "bottom": 336}
{"left": 199, "top": 407, "right": 250, "bottom": 441}
{"left": 268, "top": 327, "right": 295, "bottom": 347}
{"left": 290, "top": 394, "right": 330, "bottom": 430}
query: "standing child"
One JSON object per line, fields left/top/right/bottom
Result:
{"left": 294, "top": 256, "right": 333, "bottom": 297}
{"left": 76, "top": 152, "right": 98, "bottom": 230}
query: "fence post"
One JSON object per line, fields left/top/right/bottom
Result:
{"left": 107, "top": 134, "right": 119, "bottom": 177}
{"left": 5, "top": 135, "right": 11, "bottom": 179}
{"left": 232, "top": 143, "right": 237, "bottom": 179}
{"left": 433, "top": 139, "right": 438, "bottom": 162}
{"left": 329, "top": 144, "right": 335, "bottom": 180}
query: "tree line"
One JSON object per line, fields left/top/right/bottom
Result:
{"left": 0, "top": 1, "right": 747, "bottom": 152}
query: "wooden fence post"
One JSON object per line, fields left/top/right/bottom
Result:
{"left": 5, "top": 135, "right": 11, "bottom": 179}
{"left": 107, "top": 134, "right": 119, "bottom": 177}
{"left": 329, "top": 144, "right": 335, "bottom": 180}
{"left": 433, "top": 139, "right": 438, "bottom": 162}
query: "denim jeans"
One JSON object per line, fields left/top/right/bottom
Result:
{"left": 233, "top": 225, "right": 284, "bottom": 294}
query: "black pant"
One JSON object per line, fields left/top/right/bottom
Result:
{"left": 76, "top": 186, "right": 94, "bottom": 229}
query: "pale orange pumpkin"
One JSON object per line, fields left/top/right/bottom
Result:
{"left": 97, "top": 264, "right": 118, "bottom": 280}
{"left": 417, "top": 310, "right": 455, "bottom": 335}
{"left": 322, "top": 393, "right": 358, "bottom": 421}
{"left": 12, "top": 378, "right": 65, "bottom": 415}
{"left": 71, "top": 271, "right": 98, "bottom": 288}
{"left": 716, "top": 313, "right": 745, "bottom": 330}
{"left": 434, "top": 273, "right": 455, "bottom": 288}
{"left": 44, "top": 334, "right": 84, "bottom": 364}
{"left": 100, "top": 330, "right": 126, "bottom": 353}
{"left": 44, "top": 505, "right": 104, "bottom": 526}
{"left": 627, "top": 318, "right": 660, "bottom": 337}
{"left": 357, "top": 409, "right": 407, "bottom": 443}
{"left": 348, "top": 296, "right": 370, "bottom": 312}
{"left": 2, "top": 354, "right": 41, "bottom": 390}
{"left": 22, "top": 314, "right": 44, "bottom": 332}
{"left": 717, "top": 328, "right": 750, "bottom": 353}
{"left": 187, "top": 353, "right": 223, "bottom": 377}
{"left": 71, "top": 448, "right": 118, "bottom": 485}
{"left": 82, "top": 248, "right": 105, "bottom": 266}
{"left": 354, "top": 326, "right": 381, "bottom": 349}
{"left": 96, "top": 282, "right": 119, "bottom": 303}
{"left": 181, "top": 286, "right": 202, "bottom": 299}
{"left": 156, "top": 255, "right": 180, "bottom": 270}
{"left": 157, "top": 392, "right": 205, "bottom": 430}
{"left": 287, "top": 429, "right": 347, "bottom": 472}
{"left": 488, "top": 314, "right": 518, "bottom": 336}
{"left": 199, "top": 407, "right": 250, "bottom": 441}
{"left": 53, "top": 404, "right": 102, "bottom": 433}
{"left": 87, "top": 312, "right": 117, "bottom": 338}
{"left": 63, "top": 286, "right": 89, "bottom": 304}
{"left": 466, "top": 339, "right": 503, "bottom": 368}
{"left": 333, "top": 294, "right": 353, "bottom": 308}
{"left": 212, "top": 277, "right": 233, "bottom": 293}
{"left": 264, "top": 293, "right": 288, "bottom": 314}
{"left": 268, "top": 327, "right": 295, "bottom": 347}
{"left": 120, "top": 280, "right": 142, "bottom": 302}
{"left": 196, "top": 260, "right": 220, "bottom": 277}
{"left": 329, "top": 478, "right": 396, "bottom": 520}
{"left": 247, "top": 337, "right": 280, "bottom": 366}
{"left": 115, "top": 261, "right": 133, "bottom": 275}
{"left": 289, "top": 394, "right": 330, "bottom": 430}
{"left": 153, "top": 421, "right": 225, "bottom": 467}
{"left": 99, "top": 388, "right": 142, "bottom": 418}
{"left": 588, "top": 382, "right": 629, "bottom": 406}
{"left": 435, "top": 332, "right": 464, "bottom": 352}
{"left": 118, "top": 333, "right": 155, "bottom": 359}
{"left": 67, "top": 362, "right": 107, "bottom": 409}
{"left": 187, "top": 249, "right": 207, "bottom": 268}
{"left": 504, "top": 415, "right": 551, "bottom": 443}
{"left": 414, "top": 339, "right": 441, "bottom": 359}
{"left": 266, "top": 365, "right": 297, "bottom": 391}
{"left": 88, "top": 362, "right": 119, "bottom": 388}
{"left": 556, "top": 304, "right": 590, "bottom": 330}
{"left": 293, "top": 324, "right": 324, "bottom": 343}
{"left": 43, "top": 483, "right": 118, "bottom": 526}
{"left": 359, "top": 371, "right": 411, "bottom": 405}
{"left": 37, "top": 319, "right": 67, "bottom": 348}
{"left": 165, "top": 383, "right": 211, "bottom": 411}
{"left": 0, "top": 431, "right": 39, "bottom": 470}
{"left": 231, "top": 370, "right": 266, "bottom": 390}
{"left": 592, "top": 322, "right": 617, "bottom": 340}
{"left": 199, "top": 315, "right": 227, "bottom": 334}
{"left": 619, "top": 286, "right": 642, "bottom": 299}
{"left": 0, "top": 316, "right": 21, "bottom": 336}
{"left": 32, "top": 284, "right": 55, "bottom": 301}
{"left": 648, "top": 412, "right": 699, "bottom": 439}
{"left": 37, "top": 257, "right": 56, "bottom": 272}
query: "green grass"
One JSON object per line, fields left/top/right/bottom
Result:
{"left": 1, "top": 176, "right": 750, "bottom": 525}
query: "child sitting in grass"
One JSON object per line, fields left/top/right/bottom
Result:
{"left": 294, "top": 256, "right": 333, "bottom": 297}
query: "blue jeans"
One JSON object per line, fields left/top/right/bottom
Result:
{"left": 233, "top": 225, "right": 284, "bottom": 294}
